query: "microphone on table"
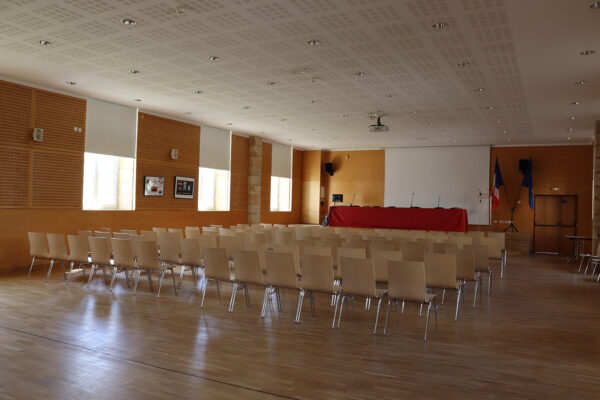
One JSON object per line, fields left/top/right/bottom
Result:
{"left": 350, "top": 193, "right": 356, "bottom": 206}
{"left": 437, "top": 195, "right": 442, "bottom": 208}
{"left": 410, "top": 192, "right": 415, "bottom": 208}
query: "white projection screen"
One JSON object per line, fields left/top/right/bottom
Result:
{"left": 384, "top": 146, "right": 490, "bottom": 225}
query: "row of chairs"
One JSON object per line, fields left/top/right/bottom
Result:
{"left": 27, "top": 229, "right": 496, "bottom": 340}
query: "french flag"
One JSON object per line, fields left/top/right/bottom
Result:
{"left": 492, "top": 158, "right": 504, "bottom": 210}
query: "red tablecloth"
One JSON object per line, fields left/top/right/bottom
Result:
{"left": 328, "top": 206, "right": 468, "bottom": 232}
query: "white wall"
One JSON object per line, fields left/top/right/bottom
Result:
{"left": 384, "top": 146, "right": 490, "bottom": 225}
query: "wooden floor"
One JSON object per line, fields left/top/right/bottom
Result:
{"left": 0, "top": 254, "right": 599, "bottom": 399}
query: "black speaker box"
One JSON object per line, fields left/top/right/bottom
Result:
{"left": 325, "top": 162, "right": 334, "bottom": 176}
{"left": 519, "top": 159, "right": 530, "bottom": 174}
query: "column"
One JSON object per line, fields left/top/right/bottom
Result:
{"left": 247, "top": 136, "right": 262, "bottom": 225}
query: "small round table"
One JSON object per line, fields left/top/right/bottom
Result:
{"left": 565, "top": 235, "right": 592, "bottom": 263}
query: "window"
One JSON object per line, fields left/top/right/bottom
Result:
{"left": 83, "top": 152, "right": 135, "bottom": 210}
{"left": 270, "top": 176, "right": 291, "bottom": 212}
{"left": 198, "top": 167, "right": 230, "bottom": 211}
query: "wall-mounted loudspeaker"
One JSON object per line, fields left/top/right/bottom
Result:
{"left": 32, "top": 128, "right": 43, "bottom": 142}
{"left": 518, "top": 159, "right": 530, "bottom": 174}
{"left": 325, "top": 162, "right": 334, "bottom": 176}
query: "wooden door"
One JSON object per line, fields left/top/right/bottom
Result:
{"left": 534, "top": 195, "right": 577, "bottom": 254}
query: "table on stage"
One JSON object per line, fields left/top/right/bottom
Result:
{"left": 327, "top": 206, "right": 469, "bottom": 232}
{"left": 565, "top": 235, "right": 592, "bottom": 263}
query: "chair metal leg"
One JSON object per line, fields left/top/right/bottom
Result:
{"left": 295, "top": 289, "right": 305, "bottom": 323}
{"left": 401, "top": 301, "right": 405, "bottom": 315}
{"left": 61, "top": 261, "right": 66, "bottom": 281}
{"left": 65, "top": 261, "right": 74, "bottom": 286}
{"left": 275, "top": 287, "right": 282, "bottom": 312}
{"left": 156, "top": 270, "right": 165, "bottom": 298}
{"left": 216, "top": 280, "right": 221, "bottom": 303}
{"left": 261, "top": 286, "right": 270, "bottom": 318}
{"left": 473, "top": 277, "right": 480, "bottom": 308}
{"left": 80, "top": 263, "right": 85, "bottom": 277}
{"left": 419, "top": 303, "right": 423, "bottom": 317}
{"left": 454, "top": 286, "right": 462, "bottom": 322}
{"left": 27, "top": 256, "right": 36, "bottom": 280}
{"left": 46, "top": 259, "right": 55, "bottom": 282}
{"left": 178, "top": 266, "right": 186, "bottom": 289}
{"left": 383, "top": 298, "right": 391, "bottom": 335}
{"left": 86, "top": 264, "right": 96, "bottom": 287}
{"left": 502, "top": 249, "right": 507, "bottom": 278}
{"left": 170, "top": 268, "right": 178, "bottom": 295}
{"left": 309, "top": 291, "right": 316, "bottom": 317}
{"left": 124, "top": 268, "right": 131, "bottom": 288}
{"left": 331, "top": 293, "right": 340, "bottom": 328}
{"left": 228, "top": 282, "right": 239, "bottom": 312}
{"left": 133, "top": 269, "right": 141, "bottom": 294}
{"left": 488, "top": 267, "right": 492, "bottom": 296}
{"left": 434, "top": 302, "right": 438, "bottom": 333}
{"left": 441, "top": 289, "right": 445, "bottom": 304}
{"left": 109, "top": 267, "right": 117, "bottom": 292}
{"left": 337, "top": 295, "right": 345, "bottom": 328}
{"left": 373, "top": 297, "right": 383, "bottom": 335}
{"left": 102, "top": 265, "right": 108, "bottom": 284}
{"left": 424, "top": 302, "right": 432, "bottom": 341}
{"left": 201, "top": 279, "right": 209, "bottom": 307}
{"left": 244, "top": 283, "right": 250, "bottom": 307}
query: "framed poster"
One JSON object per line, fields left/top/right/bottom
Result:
{"left": 174, "top": 176, "right": 195, "bottom": 199}
{"left": 144, "top": 176, "right": 164, "bottom": 196}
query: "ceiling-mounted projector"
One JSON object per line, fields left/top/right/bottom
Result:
{"left": 368, "top": 113, "right": 389, "bottom": 133}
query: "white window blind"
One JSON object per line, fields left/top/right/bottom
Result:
{"left": 85, "top": 98, "right": 138, "bottom": 158}
{"left": 271, "top": 143, "right": 292, "bottom": 178}
{"left": 200, "top": 126, "right": 231, "bottom": 171}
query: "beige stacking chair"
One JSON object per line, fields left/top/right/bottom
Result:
{"left": 178, "top": 237, "right": 203, "bottom": 288}
{"left": 270, "top": 244, "right": 301, "bottom": 276}
{"left": 141, "top": 230, "right": 158, "bottom": 242}
{"left": 273, "top": 230, "right": 293, "bottom": 245}
{"left": 112, "top": 232, "right": 130, "bottom": 239}
{"left": 242, "top": 242, "right": 269, "bottom": 271}
{"left": 152, "top": 227, "right": 167, "bottom": 234}
{"left": 168, "top": 228, "right": 184, "bottom": 237}
{"left": 77, "top": 230, "right": 93, "bottom": 237}
{"left": 487, "top": 236, "right": 508, "bottom": 278}
{"left": 27, "top": 232, "right": 49, "bottom": 279}
{"left": 46, "top": 234, "right": 70, "bottom": 282}
{"left": 230, "top": 249, "right": 266, "bottom": 312}
{"left": 87, "top": 236, "right": 113, "bottom": 288}
{"left": 247, "top": 231, "right": 268, "bottom": 244}
{"left": 294, "top": 228, "right": 313, "bottom": 241}
{"left": 302, "top": 245, "right": 331, "bottom": 258}
{"left": 158, "top": 232, "right": 183, "bottom": 286}
{"left": 218, "top": 235, "right": 243, "bottom": 259}
{"left": 262, "top": 252, "right": 301, "bottom": 320}
{"left": 342, "top": 240, "right": 367, "bottom": 250}
{"left": 121, "top": 229, "right": 138, "bottom": 235}
{"left": 333, "top": 257, "right": 387, "bottom": 334}
{"left": 402, "top": 241, "right": 426, "bottom": 262}
{"left": 185, "top": 229, "right": 202, "bottom": 239}
{"left": 385, "top": 261, "right": 438, "bottom": 341}
{"left": 198, "top": 234, "right": 218, "bottom": 252}
{"left": 433, "top": 242, "right": 458, "bottom": 254}
{"left": 111, "top": 238, "right": 136, "bottom": 291}
{"left": 335, "top": 247, "right": 366, "bottom": 279}
{"left": 201, "top": 247, "right": 234, "bottom": 307}
{"left": 133, "top": 240, "right": 177, "bottom": 297}
{"left": 94, "top": 231, "right": 111, "bottom": 238}
{"left": 424, "top": 252, "right": 464, "bottom": 321}
{"left": 372, "top": 249, "right": 403, "bottom": 284}
{"left": 65, "top": 234, "right": 90, "bottom": 285}
{"left": 297, "top": 253, "right": 339, "bottom": 322}
{"left": 457, "top": 245, "right": 482, "bottom": 308}
{"left": 472, "top": 244, "right": 492, "bottom": 296}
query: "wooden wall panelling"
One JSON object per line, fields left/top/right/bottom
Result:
{"left": 31, "top": 150, "right": 84, "bottom": 208}
{"left": 135, "top": 113, "right": 200, "bottom": 210}
{"left": 0, "top": 80, "right": 33, "bottom": 146}
{"left": 0, "top": 146, "right": 29, "bottom": 207}
{"left": 230, "top": 135, "right": 249, "bottom": 214}
{"left": 301, "top": 150, "right": 321, "bottom": 224}
{"left": 34, "top": 89, "right": 85, "bottom": 152}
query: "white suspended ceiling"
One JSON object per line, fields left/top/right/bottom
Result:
{"left": 0, "top": 0, "right": 598, "bottom": 150}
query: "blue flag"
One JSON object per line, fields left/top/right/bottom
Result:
{"left": 521, "top": 158, "right": 533, "bottom": 209}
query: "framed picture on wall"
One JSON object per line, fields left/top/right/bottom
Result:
{"left": 144, "top": 176, "right": 164, "bottom": 196}
{"left": 174, "top": 176, "right": 195, "bottom": 199}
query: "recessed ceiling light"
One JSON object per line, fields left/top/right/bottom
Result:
{"left": 580, "top": 50, "right": 595, "bottom": 55}
{"left": 386, "top": 93, "right": 394, "bottom": 98}
{"left": 442, "top": 132, "right": 447, "bottom": 136}
{"left": 475, "top": 87, "right": 485, "bottom": 92}
{"left": 184, "top": 112, "right": 192, "bottom": 115}
{"left": 193, "top": 89, "right": 202, "bottom": 94}
{"left": 243, "top": 106, "right": 250, "bottom": 109}
{"left": 227, "top": 123, "right": 232, "bottom": 126}
{"left": 208, "top": 55, "right": 220, "bottom": 61}
{"left": 568, "top": 136, "right": 572, "bottom": 140}
{"left": 591, "top": 1, "right": 600, "bottom": 8}
{"left": 457, "top": 60, "right": 471, "bottom": 67}
{"left": 309, "top": 77, "right": 320, "bottom": 83}
{"left": 354, "top": 71, "right": 367, "bottom": 77}
{"left": 288, "top": 139, "right": 292, "bottom": 142}
{"left": 568, "top": 128, "right": 574, "bottom": 132}
{"left": 266, "top": 81, "right": 277, "bottom": 86}
{"left": 307, "top": 39, "right": 321, "bottom": 46}
{"left": 133, "top": 98, "right": 142, "bottom": 102}
{"left": 174, "top": 6, "right": 185, "bottom": 16}
{"left": 38, "top": 40, "right": 51, "bottom": 46}
{"left": 574, "top": 80, "right": 588, "bottom": 85}
{"left": 292, "top": 67, "right": 311, "bottom": 75}
{"left": 432, "top": 22, "right": 448, "bottom": 29}
{"left": 281, "top": 118, "right": 286, "bottom": 122}
{"left": 309, "top": 99, "right": 316, "bottom": 104}
{"left": 409, "top": 109, "right": 416, "bottom": 114}
{"left": 120, "top": 18, "right": 136, "bottom": 25}
{"left": 496, "top": 120, "right": 502, "bottom": 124}
{"left": 341, "top": 113, "right": 348, "bottom": 118}
{"left": 569, "top": 116, "right": 576, "bottom": 120}
{"left": 65, "top": 81, "right": 76, "bottom": 85}
{"left": 503, "top": 130, "right": 507, "bottom": 134}
{"left": 485, "top": 106, "right": 494, "bottom": 110}
{"left": 571, "top": 101, "right": 580, "bottom": 105}
{"left": 259, "top": 131, "right": 265, "bottom": 135}
{"left": 452, "top": 139, "right": 456, "bottom": 143}
{"left": 129, "top": 69, "right": 140, "bottom": 74}
{"left": 507, "top": 138, "right": 511, "bottom": 142}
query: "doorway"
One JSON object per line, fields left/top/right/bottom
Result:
{"left": 533, "top": 195, "right": 577, "bottom": 254}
